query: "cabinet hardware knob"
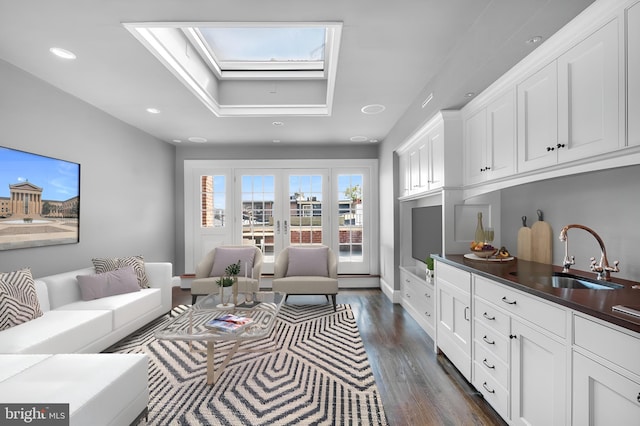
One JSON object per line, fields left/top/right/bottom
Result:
{"left": 425, "top": 293, "right": 431, "bottom": 298}
{"left": 509, "top": 334, "right": 517, "bottom": 339}
{"left": 482, "top": 382, "right": 495, "bottom": 394}
{"left": 483, "top": 312, "right": 496, "bottom": 321}
{"left": 637, "top": 392, "right": 640, "bottom": 403}
{"left": 546, "top": 146, "right": 555, "bottom": 152}
{"left": 483, "top": 358, "right": 496, "bottom": 369}
{"left": 557, "top": 143, "right": 566, "bottom": 149}
{"left": 486, "top": 166, "right": 491, "bottom": 170}
{"left": 483, "top": 335, "right": 496, "bottom": 345}
{"left": 501, "top": 296, "right": 517, "bottom": 305}
{"left": 425, "top": 312, "right": 431, "bottom": 317}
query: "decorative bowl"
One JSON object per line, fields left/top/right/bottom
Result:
{"left": 470, "top": 249, "right": 498, "bottom": 258}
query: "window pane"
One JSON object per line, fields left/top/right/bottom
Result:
{"left": 198, "top": 27, "right": 325, "bottom": 64}
{"left": 337, "top": 174, "right": 363, "bottom": 262}
{"left": 201, "top": 175, "right": 226, "bottom": 228}
{"left": 242, "top": 175, "right": 275, "bottom": 260}
{"left": 289, "top": 174, "right": 322, "bottom": 245}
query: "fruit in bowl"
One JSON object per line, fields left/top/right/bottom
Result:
{"left": 470, "top": 241, "right": 497, "bottom": 258}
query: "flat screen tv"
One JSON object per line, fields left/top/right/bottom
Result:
{"left": 0, "top": 146, "right": 80, "bottom": 250}
{"left": 411, "top": 205, "right": 442, "bottom": 263}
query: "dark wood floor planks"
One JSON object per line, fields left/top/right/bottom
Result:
{"left": 172, "top": 287, "right": 506, "bottom": 425}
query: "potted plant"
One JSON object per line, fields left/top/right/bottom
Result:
{"left": 216, "top": 260, "right": 241, "bottom": 308}
{"left": 425, "top": 256, "right": 434, "bottom": 282}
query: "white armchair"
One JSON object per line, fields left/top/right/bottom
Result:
{"left": 191, "top": 246, "right": 262, "bottom": 305}
{"left": 272, "top": 245, "right": 338, "bottom": 311}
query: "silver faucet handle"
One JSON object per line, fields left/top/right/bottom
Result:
{"left": 562, "top": 255, "right": 575, "bottom": 272}
{"left": 589, "top": 257, "right": 603, "bottom": 273}
{"left": 605, "top": 260, "right": 620, "bottom": 273}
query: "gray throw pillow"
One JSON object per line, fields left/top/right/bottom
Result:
{"left": 286, "top": 246, "right": 329, "bottom": 277}
{"left": 210, "top": 247, "right": 256, "bottom": 277}
{"left": 77, "top": 266, "right": 140, "bottom": 301}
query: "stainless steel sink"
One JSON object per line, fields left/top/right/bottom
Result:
{"left": 509, "top": 271, "right": 624, "bottom": 290}
{"left": 538, "top": 273, "right": 624, "bottom": 290}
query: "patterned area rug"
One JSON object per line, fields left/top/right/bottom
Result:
{"left": 105, "top": 304, "right": 388, "bottom": 425}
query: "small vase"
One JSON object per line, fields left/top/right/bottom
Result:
{"left": 217, "top": 283, "right": 235, "bottom": 308}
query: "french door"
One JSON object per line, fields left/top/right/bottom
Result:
{"left": 184, "top": 159, "right": 377, "bottom": 276}
{"left": 236, "top": 169, "right": 328, "bottom": 273}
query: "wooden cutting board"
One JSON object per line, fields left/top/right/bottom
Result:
{"left": 531, "top": 209, "right": 553, "bottom": 264}
{"left": 517, "top": 216, "right": 532, "bottom": 261}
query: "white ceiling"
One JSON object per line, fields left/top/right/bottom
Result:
{"left": 0, "top": 0, "right": 595, "bottom": 147}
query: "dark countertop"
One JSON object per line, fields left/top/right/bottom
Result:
{"left": 433, "top": 254, "right": 640, "bottom": 334}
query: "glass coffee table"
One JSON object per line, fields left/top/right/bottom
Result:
{"left": 155, "top": 291, "right": 286, "bottom": 385}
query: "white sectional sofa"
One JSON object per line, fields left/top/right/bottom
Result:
{"left": 0, "top": 262, "right": 173, "bottom": 426}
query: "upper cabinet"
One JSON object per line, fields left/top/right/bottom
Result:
{"left": 518, "top": 19, "right": 620, "bottom": 173}
{"left": 397, "top": 111, "right": 461, "bottom": 199}
{"left": 628, "top": 1, "right": 640, "bottom": 147}
{"left": 464, "top": 89, "right": 516, "bottom": 185}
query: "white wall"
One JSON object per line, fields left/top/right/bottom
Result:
{"left": 500, "top": 165, "right": 640, "bottom": 282}
{"left": 0, "top": 60, "right": 176, "bottom": 278}
{"left": 173, "top": 144, "right": 378, "bottom": 275}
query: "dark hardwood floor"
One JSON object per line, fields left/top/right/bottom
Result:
{"left": 172, "top": 287, "right": 506, "bottom": 426}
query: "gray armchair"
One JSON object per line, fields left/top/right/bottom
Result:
{"left": 191, "top": 246, "right": 262, "bottom": 305}
{"left": 272, "top": 245, "right": 338, "bottom": 311}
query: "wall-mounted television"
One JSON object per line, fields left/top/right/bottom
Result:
{"left": 411, "top": 205, "right": 442, "bottom": 263}
{"left": 0, "top": 146, "right": 80, "bottom": 250}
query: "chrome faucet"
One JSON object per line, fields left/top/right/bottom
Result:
{"left": 558, "top": 224, "right": 620, "bottom": 280}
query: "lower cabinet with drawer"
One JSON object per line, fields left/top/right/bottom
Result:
{"left": 473, "top": 274, "right": 569, "bottom": 425}
{"left": 400, "top": 267, "right": 435, "bottom": 340}
{"left": 572, "top": 314, "right": 640, "bottom": 425}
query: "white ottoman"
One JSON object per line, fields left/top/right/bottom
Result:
{"left": 0, "top": 354, "right": 148, "bottom": 426}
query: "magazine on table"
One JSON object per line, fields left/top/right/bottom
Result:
{"left": 206, "top": 314, "right": 253, "bottom": 332}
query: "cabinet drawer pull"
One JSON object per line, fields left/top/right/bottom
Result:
{"left": 425, "top": 311, "right": 431, "bottom": 317}
{"left": 501, "top": 296, "right": 517, "bottom": 305}
{"left": 483, "top": 312, "right": 496, "bottom": 321}
{"left": 482, "top": 335, "right": 495, "bottom": 345}
{"left": 637, "top": 392, "right": 639, "bottom": 403}
{"left": 482, "top": 382, "right": 495, "bottom": 394}
{"left": 425, "top": 293, "right": 431, "bottom": 298}
{"left": 464, "top": 306, "right": 470, "bottom": 321}
{"left": 509, "top": 334, "right": 518, "bottom": 340}
{"left": 482, "top": 358, "right": 495, "bottom": 369}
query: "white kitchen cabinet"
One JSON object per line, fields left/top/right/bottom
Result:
{"left": 464, "top": 90, "right": 515, "bottom": 185}
{"left": 628, "top": 1, "right": 640, "bottom": 147}
{"left": 397, "top": 111, "right": 461, "bottom": 199}
{"left": 510, "top": 318, "right": 567, "bottom": 426}
{"left": 517, "top": 61, "right": 558, "bottom": 172}
{"left": 572, "top": 314, "right": 640, "bottom": 426}
{"left": 518, "top": 19, "right": 621, "bottom": 173}
{"left": 473, "top": 274, "right": 568, "bottom": 425}
{"left": 400, "top": 268, "right": 435, "bottom": 339}
{"left": 557, "top": 18, "right": 620, "bottom": 161}
{"left": 435, "top": 261, "right": 471, "bottom": 381}
{"left": 573, "top": 352, "right": 640, "bottom": 426}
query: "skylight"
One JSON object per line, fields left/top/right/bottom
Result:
{"left": 196, "top": 27, "right": 326, "bottom": 71}
{"left": 124, "top": 21, "right": 342, "bottom": 116}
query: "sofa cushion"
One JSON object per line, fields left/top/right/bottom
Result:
{"left": 77, "top": 266, "right": 140, "bottom": 301}
{"left": 272, "top": 276, "right": 338, "bottom": 294}
{"left": 210, "top": 247, "right": 256, "bottom": 277}
{"left": 0, "top": 354, "right": 52, "bottom": 382}
{"left": 0, "top": 353, "right": 149, "bottom": 426}
{"left": 285, "top": 246, "right": 329, "bottom": 277}
{"left": 39, "top": 267, "right": 95, "bottom": 309}
{"left": 0, "top": 310, "right": 112, "bottom": 354}
{"left": 92, "top": 255, "right": 149, "bottom": 288}
{"left": 0, "top": 268, "right": 43, "bottom": 331}
{"left": 59, "top": 288, "right": 161, "bottom": 330}
{"left": 34, "top": 279, "right": 50, "bottom": 312}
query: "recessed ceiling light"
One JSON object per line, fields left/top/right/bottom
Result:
{"left": 465, "top": 92, "right": 475, "bottom": 98}
{"left": 146, "top": 108, "right": 161, "bottom": 114}
{"left": 172, "top": 139, "right": 182, "bottom": 143}
{"left": 526, "top": 36, "right": 543, "bottom": 45}
{"left": 49, "top": 47, "right": 76, "bottom": 60}
{"left": 272, "top": 121, "right": 284, "bottom": 126}
{"left": 361, "top": 104, "right": 386, "bottom": 115}
{"left": 369, "top": 139, "right": 379, "bottom": 143}
{"left": 350, "top": 136, "right": 368, "bottom": 142}
{"left": 188, "top": 136, "right": 207, "bottom": 143}
{"left": 272, "top": 139, "right": 281, "bottom": 143}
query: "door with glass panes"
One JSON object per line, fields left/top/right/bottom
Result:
{"left": 237, "top": 169, "right": 328, "bottom": 274}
